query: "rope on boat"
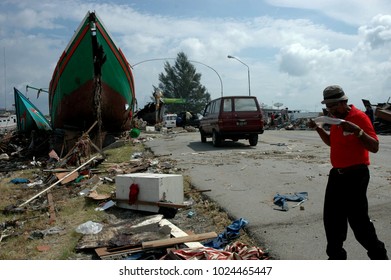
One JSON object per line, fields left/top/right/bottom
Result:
{"left": 93, "top": 77, "right": 103, "bottom": 150}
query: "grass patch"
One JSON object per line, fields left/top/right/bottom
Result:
{"left": 103, "top": 141, "right": 145, "bottom": 163}
{"left": 0, "top": 141, "right": 143, "bottom": 260}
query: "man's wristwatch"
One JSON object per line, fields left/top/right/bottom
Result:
{"left": 357, "top": 129, "right": 364, "bottom": 138}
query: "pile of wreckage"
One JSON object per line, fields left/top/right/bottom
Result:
{"left": 262, "top": 99, "right": 391, "bottom": 134}
{"left": 1, "top": 128, "right": 269, "bottom": 260}
{"left": 78, "top": 214, "right": 266, "bottom": 260}
{"left": 363, "top": 98, "right": 391, "bottom": 135}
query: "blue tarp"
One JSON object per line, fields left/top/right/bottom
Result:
{"left": 273, "top": 192, "right": 308, "bottom": 211}
{"left": 10, "top": 178, "right": 30, "bottom": 184}
{"left": 203, "top": 218, "right": 248, "bottom": 249}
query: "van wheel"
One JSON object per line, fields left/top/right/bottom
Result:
{"left": 212, "top": 131, "right": 222, "bottom": 147}
{"left": 249, "top": 134, "right": 258, "bottom": 146}
{"left": 200, "top": 130, "right": 207, "bottom": 143}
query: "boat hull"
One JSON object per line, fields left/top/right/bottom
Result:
{"left": 375, "top": 107, "right": 391, "bottom": 123}
{"left": 14, "top": 88, "right": 51, "bottom": 133}
{"left": 49, "top": 12, "right": 135, "bottom": 133}
{"left": 53, "top": 80, "right": 131, "bottom": 131}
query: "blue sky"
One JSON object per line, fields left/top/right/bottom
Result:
{"left": 1, "top": 0, "right": 391, "bottom": 115}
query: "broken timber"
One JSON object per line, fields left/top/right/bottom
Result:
{"left": 18, "top": 156, "right": 98, "bottom": 207}
{"left": 114, "top": 198, "right": 187, "bottom": 209}
{"left": 142, "top": 232, "right": 217, "bottom": 249}
{"left": 47, "top": 190, "right": 56, "bottom": 224}
{"left": 94, "top": 218, "right": 213, "bottom": 259}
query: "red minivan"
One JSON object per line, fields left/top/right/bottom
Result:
{"left": 199, "top": 96, "right": 264, "bottom": 146}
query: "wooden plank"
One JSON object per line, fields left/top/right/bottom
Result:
{"left": 184, "top": 189, "right": 212, "bottom": 195}
{"left": 18, "top": 156, "right": 98, "bottom": 207}
{"left": 95, "top": 246, "right": 145, "bottom": 259}
{"left": 94, "top": 217, "right": 207, "bottom": 259}
{"left": 114, "top": 199, "right": 187, "bottom": 209}
{"left": 87, "top": 190, "right": 111, "bottom": 200}
{"left": 142, "top": 232, "right": 217, "bottom": 249}
{"left": 159, "top": 219, "right": 204, "bottom": 248}
{"left": 128, "top": 164, "right": 149, "bottom": 173}
{"left": 47, "top": 190, "right": 56, "bottom": 224}
{"left": 55, "top": 171, "right": 79, "bottom": 184}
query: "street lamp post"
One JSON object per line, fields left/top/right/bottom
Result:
{"left": 227, "top": 55, "right": 251, "bottom": 96}
{"left": 131, "top": 58, "right": 224, "bottom": 97}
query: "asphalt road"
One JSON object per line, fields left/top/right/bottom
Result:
{"left": 145, "top": 129, "right": 391, "bottom": 260}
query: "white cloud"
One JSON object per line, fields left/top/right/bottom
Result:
{"left": 266, "top": 0, "right": 391, "bottom": 26}
{"left": 359, "top": 14, "right": 391, "bottom": 49}
{"left": 1, "top": 0, "right": 391, "bottom": 115}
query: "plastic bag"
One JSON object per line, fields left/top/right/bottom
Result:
{"left": 313, "top": 116, "right": 344, "bottom": 125}
{"left": 314, "top": 116, "right": 353, "bottom": 135}
{"left": 75, "top": 221, "right": 103, "bottom": 234}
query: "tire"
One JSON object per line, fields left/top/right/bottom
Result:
{"left": 200, "top": 129, "right": 207, "bottom": 143}
{"left": 249, "top": 134, "right": 258, "bottom": 146}
{"left": 212, "top": 130, "right": 222, "bottom": 147}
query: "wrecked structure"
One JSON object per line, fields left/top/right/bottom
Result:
{"left": 363, "top": 98, "right": 391, "bottom": 135}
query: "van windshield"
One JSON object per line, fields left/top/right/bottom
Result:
{"left": 234, "top": 98, "right": 258, "bottom": 112}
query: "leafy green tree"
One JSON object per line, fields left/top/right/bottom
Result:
{"left": 156, "top": 52, "right": 211, "bottom": 113}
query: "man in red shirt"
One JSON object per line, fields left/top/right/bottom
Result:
{"left": 308, "top": 85, "right": 388, "bottom": 260}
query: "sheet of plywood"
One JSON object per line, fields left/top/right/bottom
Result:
{"left": 55, "top": 171, "right": 79, "bottom": 184}
{"left": 159, "top": 219, "right": 204, "bottom": 248}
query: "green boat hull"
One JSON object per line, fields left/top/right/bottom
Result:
{"left": 49, "top": 12, "right": 135, "bottom": 133}
{"left": 14, "top": 88, "right": 52, "bottom": 133}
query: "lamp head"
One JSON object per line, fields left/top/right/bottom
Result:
{"left": 227, "top": 55, "right": 234, "bottom": 58}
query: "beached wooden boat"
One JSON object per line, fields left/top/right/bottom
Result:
{"left": 375, "top": 107, "right": 391, "bottom": 122}
{"left": 14, "top": 88, "right": 52, "bottom": 133}
{"left": 49, "top": 11, "right": 135, "bottom": 134}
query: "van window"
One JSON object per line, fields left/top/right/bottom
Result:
{"left": 234, "top": 98, "right": 258, "bottom": 112}
{"left": 204, "top": 103, "right": 212, "bottom": 116}
{"left": 209, "top": 101, "right": 215, "bottom": 114}
{"left": 223, "top": 98, "right": 232, "bottom": 112}
{"left": 214, "top": 99, "right": 221, "bottom": 114}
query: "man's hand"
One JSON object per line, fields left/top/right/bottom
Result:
{"left": 307, "top": 119, "right": 318, "bottom": 129}
{"left": 308, "top": 119, "right": 330, "bottom": 146}
{"left": 340, "top": 121, "right": 379, "bottom": 152}
{"left": 339, "top": 121, "right": 361, "bottom": 135}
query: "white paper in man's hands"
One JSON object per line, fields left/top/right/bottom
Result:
{"left": 313, "top": 116, "right": 345, "bottom": 125}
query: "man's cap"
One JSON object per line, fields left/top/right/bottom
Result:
{"left": 321, "top": 85, "right": 348, "bottom": 104}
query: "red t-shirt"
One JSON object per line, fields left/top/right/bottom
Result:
{"left": 329, "top": 105, "right": 378, "bottom": 168}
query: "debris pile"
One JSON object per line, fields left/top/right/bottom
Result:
{"left": 373, "top": 103, "right": 391, "bottom": 135}
{"left": 1, "top": 128, "right": 267, "bottom": 260}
